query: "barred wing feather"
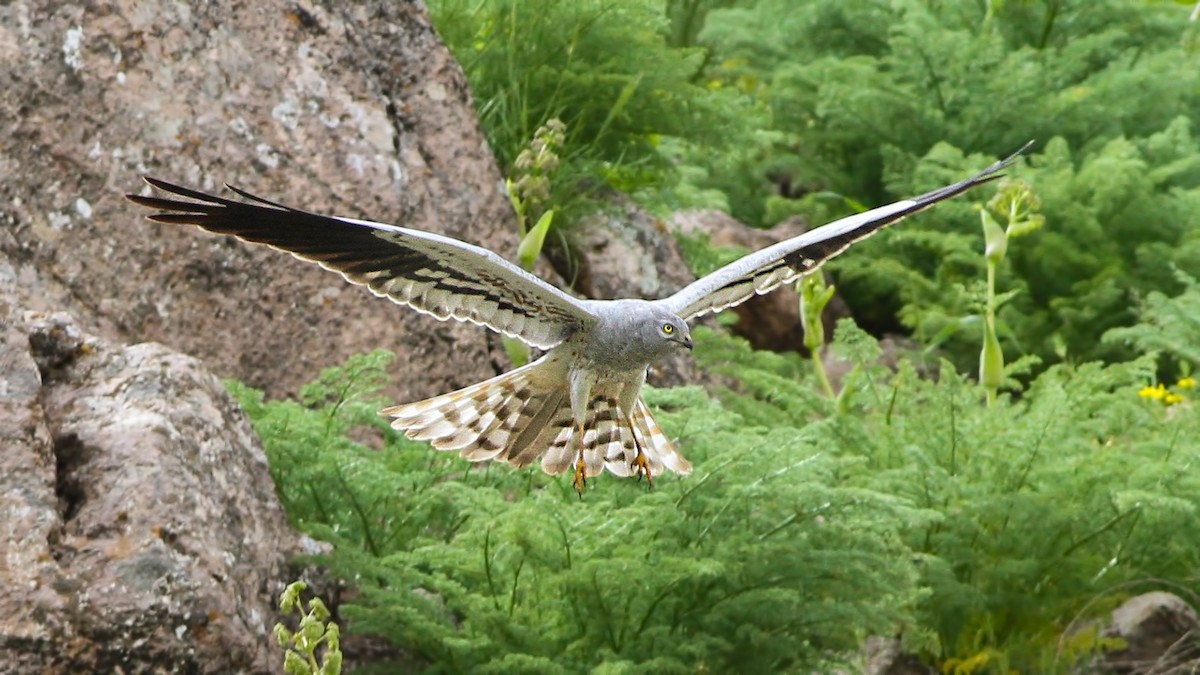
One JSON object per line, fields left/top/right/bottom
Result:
{"left": 128, "top": 178, "right": 596, "bottom": 349}
{"left": 661, "top": 143, "right": 1032, "bottom": 321}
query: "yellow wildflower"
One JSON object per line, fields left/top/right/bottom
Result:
{"left": 1141, "top": 381, "right": 1188, "bottom": 406}
{"left": 1139, "top": 384, "right": 1167, "bottom": 401}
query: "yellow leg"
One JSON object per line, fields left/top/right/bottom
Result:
{"left": 572, "top": 422, "right": 588, "bottom": 497}
{"left": 630, "top": 425, "right": 654, "bottom": 489}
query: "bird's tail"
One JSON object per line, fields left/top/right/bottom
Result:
{"left": 380, "top": 358, "right": 691, "bottom": 481}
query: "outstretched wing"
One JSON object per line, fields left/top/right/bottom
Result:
{"left": 660, "top": 142, "right": 1033, "bottom": 321}
{"left": 127, "top": 178, "right": 596, "bottom": 349}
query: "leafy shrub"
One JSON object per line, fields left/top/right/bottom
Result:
{"left": 428, "top": 0, "right": 757, "bottom": 221}
{"left": 696, "top": 320, "right": 1200, "bottom": 672}
{"left": 234, "top": 307, "right": 1200, "bottom": 672}
{"left": 429, "top": 0, "right": 1200, "bottom": 373}
{"left": 1105, "top": 271, "right": 1200, "bottom": 370}
{"left": 229, "top": 3, "right": 1200, "bottom": 671}
{"left": 681, "top": 0, "right": 1200, "bottom": 371}
{"left": 698, "top": 0, "right": 1200, "bottom": 208}
{"left": 232, "top": 350, "right": 932, "bottom": 673}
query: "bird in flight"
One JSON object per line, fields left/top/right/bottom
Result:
{"left": 128, "top": 142, "right": 1030, "bottom": 494}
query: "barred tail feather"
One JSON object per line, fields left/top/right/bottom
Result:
{"left": 459, "top": 384, "right": 533, "bottom": 461}
{"left": 380, "top": 358, "right": 692, "bottom": 481}
{"left": 539, "top": 396, "right": 630, "bottom": 477}
{"left": 503, "top": 392, "right": 572, "bottom": 469}
{"left": 599, "top": 402, "right": 639, "bottom": 478}
{"left": 381, "top": 356, "right": 579, "bottom": 472}
{"left": 632, "top": 398, "right": 692, "bottom": 476}
{"left": 562, "top": 396, "right": 691, "bottom": 479}
{"left": 380, "top": 356, "right": 562, "bottom": 461}
{"left": 538, "top": 424, "right": 577, "bottom": 476}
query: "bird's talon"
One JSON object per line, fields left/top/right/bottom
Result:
{"left": 631, "top": 452, "right": 653, "bottom": 489}
{"left": 573, "top": 456, "right": 588, "bottom": 496}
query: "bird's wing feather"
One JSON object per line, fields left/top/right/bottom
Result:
{"left": 660, "top": 143, "right": 1033, "bottom": 321}
{"left": 127, "top": 178, "right": 596, "bottom": 349}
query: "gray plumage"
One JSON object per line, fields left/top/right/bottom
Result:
{"left": 126, "top": 142, "right": 1030, "bottom": 491}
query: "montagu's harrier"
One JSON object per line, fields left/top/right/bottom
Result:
{"left": 128, "top": 143, "right": 1029, "bottom": 493}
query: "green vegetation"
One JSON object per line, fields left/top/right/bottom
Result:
{"left": 230, "top": 0, "right": 1200, "bottom": 672}
{"left": 504, "top": 119, "right": 565, "bottom": 368}
{"left": 275, "top": 581, "right": 343, "bottom": 675}
{"left": 432, "top": 0, "right": 1200, "bottom": 375}
{"left": 234, "top": 300, "right": 1200, "bottom": 671}
{"left": 427, "top": 0, "right": 756, "bottom": 221}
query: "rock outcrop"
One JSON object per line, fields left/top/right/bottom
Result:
{"left": 1095, "top": 591, "right": 1200, "bottom": 673}
{"left": 561, "top": 192, "right": 696, "bottom": 303}
{"left": 1, "top": 0, "right": 517, "bottom": 404}
{"left": 2, "top": 0, "right": 515, "bottom": 670}
{"left": 1, "top": 306, "right": 299, "bottom": 673}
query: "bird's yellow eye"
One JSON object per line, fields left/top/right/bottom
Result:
{"left": 662, "top": 323, "right": 674, "bottom": 334}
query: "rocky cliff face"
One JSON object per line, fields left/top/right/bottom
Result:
{"left": 1, "top": 308, "right": 300, "bottom": 673}
{"left": 1, "top": 0, "right": 517, "bottom": 403}
{"left": 1, "top": 0, "right": 515, "bottom": 670}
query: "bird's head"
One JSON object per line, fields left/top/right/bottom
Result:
{"left": 644, "top": 310, "right": 692, "bottom": 354}
{"left": 591, "top": 300, "right": 693, "bottom": 367}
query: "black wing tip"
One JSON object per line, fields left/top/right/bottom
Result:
{"left": 222, "top": 183, "right": 292, "bottom": 210}
{"left": 907, "top": 139, "right": 1035, "bottom": 208}
{"left": 125, "top": 176, "right": 292, "bottom": 217}
{"left": 125, "top": 176, "right": 231, "bottom": 208}
{"left": 970, "top": 140, "right": 1036, "bottom": 184}
{"left": 142, "top": 175, "right": 176, "bottom": 191}
{"left": 991, "top": 139, "right": 1036, "bottom": 172}
{"left": 125, "top": 180, "right": 217, "bottom": 224}
{"left": 124, "top": 192, "right": 157, "bottom": 207}
{"left": 965, "top": 139, "right": 1038, "bottom": 181}
{"left": 125, "top": 176, "right": 170, "bottom": 205}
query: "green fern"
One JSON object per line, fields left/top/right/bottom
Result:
{"left": 232, "top": 306, "right": 1200, "bottom": 673}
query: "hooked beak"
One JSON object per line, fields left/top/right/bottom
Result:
{"left": 682, "top": 335, "right": 694, "bottom": 351}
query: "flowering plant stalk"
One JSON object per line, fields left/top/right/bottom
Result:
{"left": 504, "top": 119, "right": 566, "bottom": 367}
{"left": 979, "top": 180, "right": 1043, "bottom": 406}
